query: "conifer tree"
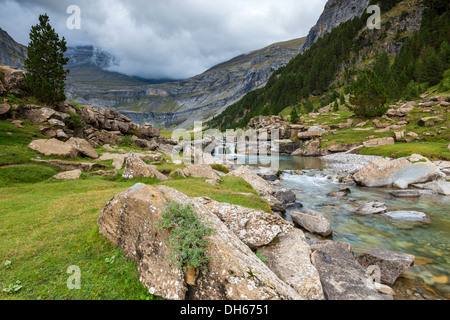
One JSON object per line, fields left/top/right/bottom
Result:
{"left": 348, "top": 69, "right": 388, "bottom": 117}
{"left": 25, "top": 14, "right": 69, "bottom": 104}
{"left": 290, "top": 107, "right": 299, "bottom": 124}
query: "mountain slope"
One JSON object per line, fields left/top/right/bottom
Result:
{"left": 208, "top": 0, "right": 447, "bottom": 130}
{"left": 301, "top": 0, "right": 370, "bottom": 53}
{"left": 105, "top": 37, "right": 306, "bottom": 129}
{"left": 0, "top": 28, "right": 27, "bottom": 69}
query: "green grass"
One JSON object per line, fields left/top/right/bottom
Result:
{"left": 0, "top": 178, "right": 157, "bottom": 300}
{"left": 161, "top": 176, "right": 271, "bottom": 213}
{"left": 360, "top": 141, "right": 450, "bottom": 160}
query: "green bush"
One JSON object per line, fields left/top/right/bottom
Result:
{"left": 210, "top": 164, "right": 230, "bottom": 174}
{"left": 159, "top": 202, "right": 215, "bottom": 273}
{"left": 121, "top": 135, "right": 133, "bottom": 146}
{"left": 65, "top": 112, "right": 83, "bottom": 129}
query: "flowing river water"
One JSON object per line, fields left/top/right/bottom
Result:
{"left": 216, "top": 154, "right": 450, "bottom": 300}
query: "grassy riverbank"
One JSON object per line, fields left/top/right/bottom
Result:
{"left": 0, "top": 119, "right": 269, "bottom": 300}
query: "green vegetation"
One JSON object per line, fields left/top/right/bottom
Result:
{"left": 290, "top": 106, "right": 299, "bottom": 124}
{"left": 210, "top": 164, "right": 230, "bottom": 174}
{"left": 24, "top": 14, "right": 69, "bottom": 104}
{"left": 348, "top": 69, "right": 388, "bottom": 117}
{"left": 360, "top": 141, "right": 450, "bottom": 160}
{"left": 208, "top": 1, "right": 449, "bottom": 131}
{"left": 159, "top": 202, "right": 215, "bottom": 273}
{"left": 65, "top": 112, "right": 83, "bottom": 129}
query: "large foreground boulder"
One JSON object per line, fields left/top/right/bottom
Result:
{"left": 195, "top": 198, "right": 293, "bottom": 249}
{"left": 258, "top": 229, "right": 324, "bottom": 300}
{"left": 311, "top": 242, "right": 383, "bottom": 300}
{"left": 98, "top": 184, "right": 303, "bottom": 300}
{"left": 356, "top": 248, "right": 415, "bottom": 286}
{"left": 353, "top": 158, "right": 445, "bottom": 188}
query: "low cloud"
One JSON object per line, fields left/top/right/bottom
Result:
{"left": 0, "top": 0, "right": 327, "bottom": 79}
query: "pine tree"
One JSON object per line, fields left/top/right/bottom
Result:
{"left": 290, "top": 107, "right": 299, "bottom": 124}
{"left": 348, "top": 69, "right": 388, "bottom": 118}
{"left": 25, "top": 14, "right": 69, "bottom": 104}
{"left": 423, "top": 52, "right": 444, "bottom": 85}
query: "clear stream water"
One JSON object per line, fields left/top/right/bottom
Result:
{"left": 218, "top": 154, "right": 450, "bottom": 300}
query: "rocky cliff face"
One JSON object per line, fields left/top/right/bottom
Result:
{"left": 301, "top": 0, "right": 370, "bottom": 53}
{"left": 0, "top": 28, "right": 27, "bottom": 69}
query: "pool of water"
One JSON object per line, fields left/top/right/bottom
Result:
{"left": 219, "top": 154, "right": 450, "bottom": 299}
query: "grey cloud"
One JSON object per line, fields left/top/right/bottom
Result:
{"left": 1, "top": 0, "right": 328, "bottom": 79}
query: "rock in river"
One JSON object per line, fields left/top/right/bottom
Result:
{"left": 382, "top": 211, "right": 431, "bottom": 223}
{"left": 356, "top": 201, "right": 387, "bottom": 215}
{"left": 310, "top": 242, "right": 383, "bottom": 300}
{"left": 289, "top": 209, "right": 333, "bottom": 237}
{"left": 356, "top": 248, "right": 415, "bottom": 286}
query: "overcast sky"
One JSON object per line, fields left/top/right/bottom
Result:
{"left": 0, "top": 0, "right": 328, "bottom": 79}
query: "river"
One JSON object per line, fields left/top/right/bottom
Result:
{"left": 216, "top": 154, "right": 450, "bottom": 300}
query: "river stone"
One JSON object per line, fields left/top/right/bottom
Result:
{"left": 263, "top": 195, "right": 286, "bottom": 213}
{"left": 356, "top": 248, "right": 415, "bottom": 286}
{"left": 290, "top": 209, "right": 332, "bottom": 237}
{"left": 258, "top": 229, "right": 325, "bottom": 300}
{"left": 28, "top": 139, "right": 78, "bottom": 158}
{"left": 228, "top": 166, "right": 275, "bottom": 196}
{"left": 353, "top": 158, "right": 445, "bottom": 188}
{"left": 310, "top": 242, "right": 383, "bottom": 300}
{"left": 415, "top": 180, "right": 450, "bottom": 196}
{"left": 389, "top": 190, "right": 421, "bottom": 198}
{"left": 382, "top": 211, "right": 431, "bottom": 222}
{"left": 274, "top": 189, "right": 297, "bottom": 204}
{"left": 52, "top": 169, "right": 82, "bottom": 180}
{"left": 356, "top": 201, "right": 387, "bottom": 215}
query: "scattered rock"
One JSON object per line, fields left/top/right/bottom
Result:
{"left": 52, "top": 169, "right": 82, "bottom": 180}
{"left": 258, "top": 229, "right": 324, "bottom": 300}
{"left": 0, "top": 104, "right": 11, "bottom": 118}
{"left": 393, "top": 131, "right": 405, "bottom": 142}
{"left": 356, "top": 201, "right": 387, "bottom": 215}
{"left": 382, "top": 211, "right": 431, "bottom": 223}
{"left": 389, "top": 190, "right": 421, "bottom": 198}
{"left": 290, "top": 209, "right": 332, "bottom": 237}
{"left": 174, "top": 168, "right": 186, "bottom": 178}
{"left": 353, "top": 158, "right": 445, "bottom": 188}
{"left": 66, "top": 137, "right": 99, "bottom": 159}
{"left": 228, "top": 166, "right": 275, "bottom": 196}
{"left": 310, "top": 242, "right": 383, "bottom": 300}
{"left": 297, "top": 130, "right": 323, "bottom": 140}
{"left": 102, "top": 144, "right": 116, "bottom": 152}
{"left": 263, "top": 195, "right": 286, "bottom": 214}
{"left": 363, "top": 137, "right": 395, "bottom": 148}
{"left": 415, "top": 180, "right": 450, "bottom": 196}
{"left": 122, "top": 153, "right": 168, "bottom": 181}
{"left": 356, "top": 248, "right": 415, "bottom": 286}
{"left": 32, "top": 159, "right": 106, "bottom": 172}
{"left": 274, "top": 189, "right": 297, "bottom": 204}
{"left": 11, "top": 120, "right": 24, "bottom": 128}
{"left": 28, "top": 139, "right": 78, "bottom": 158}
{"left": 183, "top": 164, "right": 222, "bottom": 181}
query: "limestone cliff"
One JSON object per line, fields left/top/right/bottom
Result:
{"left": 0, "top": 28, "right": 27, "bottom": 69}
{"left": 301, "top": 0, "right": 370, "bottom": 53}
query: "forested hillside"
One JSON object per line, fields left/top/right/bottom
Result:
{"left": 208, "top": 0, "right": 449, "bottom": 130}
